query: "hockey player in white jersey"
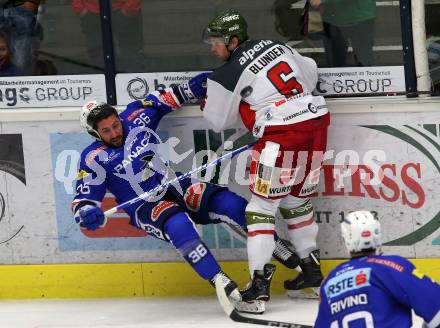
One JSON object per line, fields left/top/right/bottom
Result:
{"left": 201, "top": 10, "right": 330, "bottom": 312}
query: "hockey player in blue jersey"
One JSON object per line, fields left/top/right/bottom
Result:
{"left": 72, "top": 73, "right": 299, "bottom": 312}
{"left": 315, "top": 210, "right": 440, "bottom": 328}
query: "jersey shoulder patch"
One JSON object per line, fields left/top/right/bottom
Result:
{"left": 366, "top": 255, "right": 409, "bottom": 273}
{"left": 81, "top": 142, "right": 107, "bottom": 167}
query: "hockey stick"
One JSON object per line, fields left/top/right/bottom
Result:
{"left": 104, "top": 142, "right": 254, "bottom": 216}
{"left": 214, "top": 275, "right": 313, "bottom": 328}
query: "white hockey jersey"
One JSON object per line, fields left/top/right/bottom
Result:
{"left": 204, "top": 39, "right": 328, "bottom": 137}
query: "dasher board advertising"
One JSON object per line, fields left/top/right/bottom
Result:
{"left": 0, "top": 75, "right": 106, "bottom": 108}
{"left": 116, "top": 67, "right": 405, "bottom": 106}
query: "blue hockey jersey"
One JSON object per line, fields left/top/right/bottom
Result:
{"left": 315, "top": 255, "right": 440, "bottom": 328}
{"left": 72, "top": 89, "right": 182, "bottom": 230}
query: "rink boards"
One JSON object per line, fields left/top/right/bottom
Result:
{"left": 0, "top": 259, "right": 438, "bottom": 299}
{"left": 0, "top": 97, "right": 439, "bottom": 298}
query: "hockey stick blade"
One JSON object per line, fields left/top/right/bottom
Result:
{"left": 214, "top": 275, "right": 313, "bottom": 328}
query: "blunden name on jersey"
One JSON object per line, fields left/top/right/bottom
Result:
{"left": 248, "top": 46, "right": 286, "bottom": 75}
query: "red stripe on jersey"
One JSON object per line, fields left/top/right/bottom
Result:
{"left": 239, "top": 101, "right": 256, "bottom": 132}
{"left": 247, "top": 230, "right": 275, "bottom": 237}
{"left": 288, "top": 218, "right": 315, "bottom": 230}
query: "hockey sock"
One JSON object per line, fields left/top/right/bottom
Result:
{"left": 279, "top": 199, "right": 318, "bottom": 259}
{"left": 245, "top": 211, "right": 276, "bottom": 274}
{"left": 164, "top": 212, "right": 220, "bottom": 280}
{"left": 245, "top": 196, "right": 279, "bottom": 274}
{"left": 208, "top": 190, "right": 247, "bottom": 228}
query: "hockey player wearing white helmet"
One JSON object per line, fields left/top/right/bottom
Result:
{"left": 315, "top": 210, "right": 440, "bottom": 328}
{"left": 79, "top": 100, "right": 124, "bottom": 147}
{"left": 340, "top": 210, "right": 381, "bottom": 255}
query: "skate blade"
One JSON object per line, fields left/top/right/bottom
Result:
{"left": 286, "top": 287, "right": 319, "bottom": 299}
{"left": 234, "top": 300, "right": 265, "bottom": 314}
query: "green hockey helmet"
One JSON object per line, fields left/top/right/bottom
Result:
{"left": 203, "top": 10, "right": 248, "bottom": 45}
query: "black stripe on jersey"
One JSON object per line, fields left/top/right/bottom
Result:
{"left": 210, "top": 39, "right": 286, "bottom": 92}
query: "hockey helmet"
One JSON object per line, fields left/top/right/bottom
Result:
{"left": 203, "top": 10, "right": 248, "bottom": 45}
{"left": 80, "top": 100, "right": 119, "bottom": 140}
{"left": 341, "top": 210, "right": 381, "bottom": 254}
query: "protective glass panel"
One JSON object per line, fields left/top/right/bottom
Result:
{"left": 278, "top": 0, "right": 403, "bottom": 68}
{"left": 112, "top": 0, "right": 403, "bottom": 73}
{"left": 0, "top": 1, "right": 106, "bottom": 76}
{"left": 426, "top": 0, "right": 440, "bottom": 95}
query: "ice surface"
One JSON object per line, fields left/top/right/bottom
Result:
{"left": 0, "top": 295, "right": 424, "bottom": 327}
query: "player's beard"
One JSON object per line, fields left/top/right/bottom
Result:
{"left": 109, "top": 135, "right": 123, "bottom": 148}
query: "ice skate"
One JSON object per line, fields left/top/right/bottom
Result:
{"left": 285, "top": 249, "right": 322, "bottom": 299}
{"left": 234, "top": 299, "right": 266, "bottom": 314}
{"left": 210, "top": 271, "right": 241, "bottom": 303}
{"left": 236, "top": 264, "right": 276, "bottom": 314}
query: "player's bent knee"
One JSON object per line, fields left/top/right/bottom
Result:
{"left": 246, "top": 194, "right": 280, "bottom": 217}
{"left": 208, "top": 190, "right": 247, "bottom": 226}
{"left": 280, "top": 195, "right": 310, "bottom": 209}
{"left": 279, "top": 197, "right": 318, "bottom": 257}
{"left": 290, "top": 222, "right": 318, "bottom": 253}
{"left": 164, "top": 212, "right": 199, "bottom": 247}
{"left": 164, "top": 212, "right": 220, "bottom": 280}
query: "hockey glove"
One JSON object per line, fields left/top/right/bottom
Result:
{"left": 177, "top": 72, "right": 211, "bottom": 103}
{"left": 74, "top": 205, "right": 107, "bottom": 231}
{"left": 200, "top": 96, "right": 207, "bottom": 111}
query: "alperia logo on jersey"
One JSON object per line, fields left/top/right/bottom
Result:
{"left": 239, "top": 40, "right": 273, "bottom": 65}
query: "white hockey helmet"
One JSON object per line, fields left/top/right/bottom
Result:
{"left": 80, "top": 100, "right": 118, "bottom": 140}
{"left": 341, "top": 210, "right": 381, "bottom": 254}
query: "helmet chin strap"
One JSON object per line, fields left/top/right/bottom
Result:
{"left": 89, "top": 128, "right": 102, "bottom": 141}
{"left": 226, "top": 38, "right": 239, "bottom": 60}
